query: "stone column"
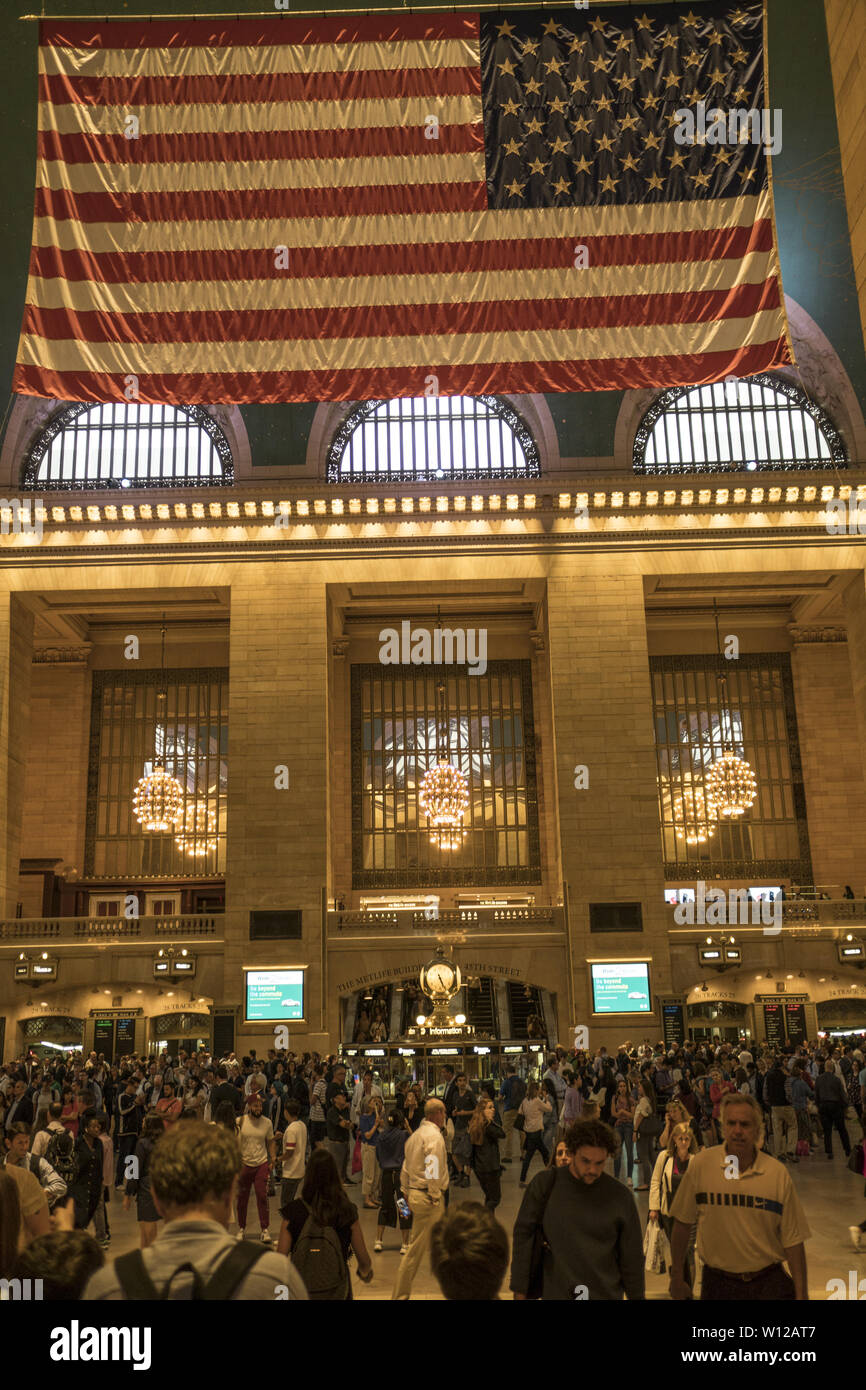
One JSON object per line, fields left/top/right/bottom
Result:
{"left": 0, "top": 595, "right": 34, "bottom": 916}
{"left": 547, "top": 571, "right": 670, "bottom": 1047}
{"left": 224, "top": 565, "right": 329, "bottom": 1048}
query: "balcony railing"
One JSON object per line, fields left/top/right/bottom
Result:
{"left": 0, "top": 915, "right": 221, "bottom": 944}
{"left": 328, "top": 906, "right": 564, "bottom": 933}
{"left": 666, "top": 898, "right": 866, "bottom": 933}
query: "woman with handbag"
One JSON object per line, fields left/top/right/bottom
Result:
{"left": 517, "top": 1081, "right": 552, "bottom": 1187}
{"left": 632, "top": 1079, "right": 658, "bottom": 1190}
{"left": 648, "top": 1122, "right": 698, "bottom": 1290}
{"left": 468, "top": 1097, "right": 505, "bottom": 1210}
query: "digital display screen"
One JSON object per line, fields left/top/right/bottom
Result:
{"left": 244, "top": 969, "right": 305, "bottom": 1023}
{"left": 591, "top": 962, "right": 651, "bottom": 1014}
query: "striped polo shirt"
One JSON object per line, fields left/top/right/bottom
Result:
{"left": 669, "top": 1144, "right": 810, "bottom": 1273}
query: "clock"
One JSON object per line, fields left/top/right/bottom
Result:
{"left": 420, "top": 952, "right": 461, "bottom": 1002}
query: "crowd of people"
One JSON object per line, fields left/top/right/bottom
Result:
{"left": 0, "top": 1032, "right": 863, "bottom": 1300}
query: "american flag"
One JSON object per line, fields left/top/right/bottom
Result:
{"left": 14, "top": 2, "right": 791, "bottom": 405}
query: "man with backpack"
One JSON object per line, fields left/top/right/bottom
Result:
{"left": 3, "top": 1121, "right": 68, "bottom": 1210}
{"left": 499, "top": 1065, "right": 526, "bottom": 1164}
{"left": 82, "top": 1121, "right": 308, "bottom": 1300}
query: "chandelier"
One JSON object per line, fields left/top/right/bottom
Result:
{"left": 419, "top": 673, "right": 469, "bottom": 842}
{"left": 174, "top": 800, "right": 218, "bottom": 856}
{"left": 670, "top": 773, "right": 717, "bottom": 844}
{"left": 132, "top": 617, "right": 184, "bottom": 834}
{"left": 705, "top": 599, "right": 757, "bottom": 818}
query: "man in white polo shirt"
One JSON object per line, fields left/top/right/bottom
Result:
{"left": 669, "top": 1091, "right": 809, "bottom": 1301}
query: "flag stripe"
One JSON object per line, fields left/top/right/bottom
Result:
{"left": 21, "top": 280, "right": 782, "bottom": 346}
{"left": 39, "top": 64, "right": 481, "bottom": 107}
{"left": 40, "top": 14, "right": 479, "bottom": 52}
{"left": 12, "top": 341, "right": 791, "bottom": 407}
{"left": 25, "top": 252, "right": 779, "bottom": 314}
{"left": 27, "top": 220, "right": 776, "bottom": 278}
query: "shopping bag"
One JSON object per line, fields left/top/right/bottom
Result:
{"left": 351, "top": 1136, "right": 363, "bottom": 1174}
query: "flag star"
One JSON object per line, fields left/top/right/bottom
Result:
{"left": 714, "top": 146, "right": 733, "bottom": 163}
{"left": 522, "top": 38, "right": 540, "bottom": 56}
{"left": 617, "top": 72, "right": 637, "bottom": 91}
{"left": 669, "top": 149, "right": 687, "bottom": 169}
{"left": 544, "top": 56, "right": 565, "bottom": 75}
{"left": 622, "top": 151, "right": 641, "bottom": 171}
{"left": 543, "top": 18, "right": 559, "bottom": 35}
{"left": 682, "top": 9, "right": 701, "bottom": 26}
{"left": 731, "top": 8, "right": 749, "bottom": 24}
{"left": 642, "top": 92, "right": 661, "bottom": 110}
{"left": 664, "top": 72, "right": 681, "bottom": 89}
{"left": 596, "top": 93, "right": 613, "bottom": 112}
{"left": 528, "top": 157, "right": 548, "bottom": 175}
{"left": 709, "top": 68, "right": 728, "bottom": 86}
{"left": 741, "top": 166, "right": 756, "bottom": 182}
{"left": 498, "top": 58, "right": 517, "bottom": 76}
{"left": 646, "top": 171, "right": 664, "bottom": 190}
{"left": 591, "top": 53, "right": 611, "bottom": 72}
{"left": 568, "top": 35, "right": 588, "bottom": 54}
{"left": 596, "top": 132, "right": 616, "bottom": 152}
{"left": 590, "top": 15, "right": 606, "bottom": 34}
{"left": 692, "top": 168, "right": 711, "bottom": 188}
{"left": 731, "top": 46, "right": 748, "bottom": 63}
{"left": 570, "top": 73, "right": 589, "bottom": 94}
{"left": 525, "top": 76, "right": 543, "bottom": 95}
{"left": 684, "top": 49, "right": 702, "bottom": 67}
{"left": 638, "top": 53, "right": 656, "bottom": 70}
{"left": 707, "top": 28, "right": 725, "bottom": 46}
{"left": 497, "top": 19, "right": 516, "bottom": 37}
{"left": 501, "top": 99, "right": 521, "bottom": 116}
{"left": 615, "top": 34, "right": 631, "bottom": 52}
{"left": 549, "top": 135, "right": 570, "bottom": 154}
{"left": 503, "top": 138, "right": 522, "bottom": 157}
{"left": 620, "top": 112, "right": 640, "bottom": 131}
{"left": 553, "top": 177, "right": 571, "bottom": 196}
{"left": 635, "top": 12, "right": 653, "bottom": 31}
{"left": 505, "top": 179, "right": 525, "bottom": 197}
{"left": 574, "top": 154, "right": 593, "bottom": 174}
{"left": 526, "top": 116, "right": 544, "bottom": 134}
{"left": 660, "top": 29, "right": 679, "bottom": 49}
{"left": 572, "top": 112, "right": 592, "bottom": 132}
{"left": 733, "top": 85, "right": 750, "bottom": 103}
{"left": 599, "top": 173, "right": 620, "bottom": 192}
{"left": 643, "top": 130, "right": 662, "bottom": 150}
{"left": 549, "top": 96, "right": 569, "bottom": 115}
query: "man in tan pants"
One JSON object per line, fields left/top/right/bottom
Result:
{"left": 392, "top": 1098, "right": 449, "bottom": 1300}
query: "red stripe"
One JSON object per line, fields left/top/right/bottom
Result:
{"left": 28, "top": 222, "right": 776, "bottom": 283}
{"left": 22, "top": 281, "right": 782, "bottom": 346}
{"left": 13, "top": 342, "right": 792, "bottom": 406}
{"left": 39, "top": 65, "right": 481, "bottom": 108}
{"left": 35, "top": 180, "right": 488, "bottom": 225}
{"left": 41, "top": 14, "right": 479, "bottom": 49}
{"left": 37, "top": 123, "right": 481, "bottom": 166}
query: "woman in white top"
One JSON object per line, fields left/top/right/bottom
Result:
{"left": 518, "top": 1080, "right": 552, "bottom": 1187}
{"left": 632, "top": 1080, "right": 656, "bottom": 1190}
{"left": 648, "top": 1122, "right": 699, "bottom": 1291}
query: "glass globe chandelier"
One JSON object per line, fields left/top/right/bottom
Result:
{"left": 705, "top": 600, "right": 757, "bottom": 818}
{"left": 174, "top": 799, "right": 218, "bottom": 856}
{"left": 132, "top": 618, "right": 184, "bottom": 833}
{"left": 419, "top": 675, "right": 469, "bottom": 843}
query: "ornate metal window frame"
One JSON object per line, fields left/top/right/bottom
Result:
{"left": 633, "top": 373, "right": 847, "bottom": 475}
{"left": 22, "top": 403, "right": 234, "bottom": 491}
{"left": 651, "top": 652, "right": 813, "bottom": 883}
{"left": 351, "top": 658, "right": 542, "bottom": 888}
{"left": 326, "top": 395, "right": 541, "bottom": 484}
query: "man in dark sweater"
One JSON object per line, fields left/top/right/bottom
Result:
{"left": 209, "top": 1066, "right": 243, "bottom": 1117}
{"left": 510, "top": 1119, "right": 645, "bottom": 1301}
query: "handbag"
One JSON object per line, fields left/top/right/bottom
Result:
{"left": 847, "top": 1142, "right": 864, "bottom": 1175}
{"left": 513, "top": 1112, "right": 526, "bottom": 1132}
{"left": 351, "top": 1136, "right": 363, "bottom": 1174}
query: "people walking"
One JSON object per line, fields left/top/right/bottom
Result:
{"left": 468, "top": 1096, "right": 505, "bottom": 1210}
{"left": 815, "top": 1059, "right": 852, "bottom": 1160}
{"left": 517, "top": 1080, "right": 552, "bottom": 1187}
{"left": 392, "top": 1098, "right": 449, "bottom": 1300}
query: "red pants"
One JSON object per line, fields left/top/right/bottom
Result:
{"left": 237, "top": 1161, "right": 270, "bottom": 1231}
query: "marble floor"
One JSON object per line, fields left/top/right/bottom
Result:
{"left": 83, "top": 1132, "right": 866, "bottom": 1301}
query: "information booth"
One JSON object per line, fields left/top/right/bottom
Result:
{"left": 340, "top": 1040, "right": 548, "bottom": 1097}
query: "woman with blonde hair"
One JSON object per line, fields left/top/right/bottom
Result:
{"left": 659, "top": 1099, "right": 691, "bottom": 1152}
{"left": 648, "top": 1122, "right": 698, "bottom": 1290}
{"left": 468, "top": 1096, "right": 505, "bottom": 1210}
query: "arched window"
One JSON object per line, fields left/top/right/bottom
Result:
{"left": 633, "top": 374, "right": 846, "bottom": 475}
{"left": 326, "top": 395, "right": 540, "bottom": 483}
{"left": 23, "top": 403, "right": 234, "bottom": 490}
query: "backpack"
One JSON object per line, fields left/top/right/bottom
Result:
{"left": 290, "top": 1201, "right": 349, "bottom": 1300}
{"left": 45, "top": 1130, "right": 76, "bottom": 1186}
{"left": 114, "top": 1242, "right": 269, "bottom": 1300}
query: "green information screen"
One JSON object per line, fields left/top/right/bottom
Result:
{"left": 591, "top": 962, "right": 651, "bottom": 1014}
{"left": 244, "top": 969, "right": 305, "bottom": 1023}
